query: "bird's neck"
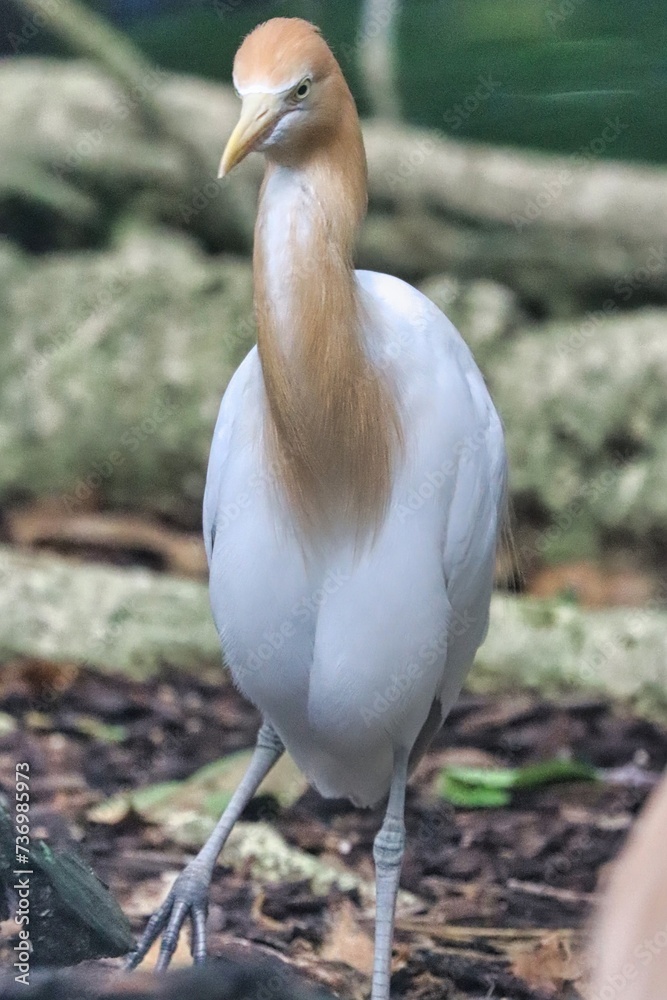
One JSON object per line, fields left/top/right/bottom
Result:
{"left": 253, "top": 108, "right": 400, "bottom": 539}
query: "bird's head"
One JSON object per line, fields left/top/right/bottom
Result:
{"left": 218, "top": 18, "right": 349, "bottom": 177}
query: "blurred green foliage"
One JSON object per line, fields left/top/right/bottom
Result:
{"left": 122, "top": 0, "right": 667, "bottom": 164}
{"left": 8, "top": 0, "right": 667, "bottom": 162}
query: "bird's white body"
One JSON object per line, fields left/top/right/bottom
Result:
{"left": 204, "top": 269, "right": 506, "bottom": 807}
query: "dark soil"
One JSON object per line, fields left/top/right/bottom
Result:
{"left": 0, "top": 658, "right": 664, "bottom": 999}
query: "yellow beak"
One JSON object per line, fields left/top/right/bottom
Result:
{"left": 218, "top": 92, "right": 283, "bottom": 178}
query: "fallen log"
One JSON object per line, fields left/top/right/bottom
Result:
{"left": 2, "top": 223, "right": 665, "bottom": 564}
{"left": 0, "top": 952, "right": 337, "bottom": 1000}
{"left": 1, "top": 58, "right": 667, "bottom": 310}
{"left": 1, "top": 546, "right": 666, "bottom": 716}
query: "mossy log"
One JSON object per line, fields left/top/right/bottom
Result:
{"left": 1, "top": 546, "right": 666, "bottom": 716}
{"left": 2, "top": 60, "right": 667, "bottom": 557}
{"left": 2, "top": 58, "right": 667, "bottom": 312}
{"left": 2, "top": 224, "right": 666, "bottom": 562}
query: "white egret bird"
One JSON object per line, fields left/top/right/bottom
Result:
{"left": 127, "top": 18, "right": 507, "bottom": 999}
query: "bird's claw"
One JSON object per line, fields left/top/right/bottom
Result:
{"left": 124, "top": 861, "right": 211, "bottom": 971}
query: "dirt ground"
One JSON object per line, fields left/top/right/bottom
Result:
{"left": 0, "top": 658, "right": 664, "bottom": 999}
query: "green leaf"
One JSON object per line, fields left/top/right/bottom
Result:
{"left": 440, "top": 775, "right": 512, "bottom": 807}
{"left": 512, "top": 759, "right": 598, "bottom": 788}
{"left": 439, "top": 758, "right": 599, "bottom": 808}
{"left": 72, "top": 715, "right": 128, "bottom": 743}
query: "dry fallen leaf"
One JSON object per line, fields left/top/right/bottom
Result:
{"left": 121, "top": 872, "right": 181, "bottom": 920}
{"left": 528, "top": 560, "right": 656, "bottom": 608}
{"left": 320, "top": 899, "right": 374, "bottom": 975}
{"left": 7, "top": 504, "right": 207, "bottom": 577}
{"left": 0, "top": 657, "right": 79, "bottom": 701}
{"left": 509, "top": 931, "right": 585, "bottom": 995}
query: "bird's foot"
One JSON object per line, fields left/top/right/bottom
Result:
{"left": 124, "top": 858, "right": 212, "bottom": 971}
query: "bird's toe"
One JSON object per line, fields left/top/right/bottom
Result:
{"left": 124, "top": 861, "right": 213, "bottom": 971}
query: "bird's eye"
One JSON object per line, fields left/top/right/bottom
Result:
{"left": 293, "top": 78, "right": 311, "bottom": 101}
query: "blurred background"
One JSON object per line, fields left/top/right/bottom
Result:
{"left": 2, "top": 0, "right": 667, "bottom": 602}
{"left": 5, "top": 0, "right": 667, "bottom": 160}
{"left": 1, "top": 1, "right": 667, "bottom": 996}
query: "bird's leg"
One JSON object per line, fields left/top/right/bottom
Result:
{"left": 125, "top": 720, "right": 284, "bottom": 971}
{"left": 370, "top": 747, "right": 409, "bottom": 1000}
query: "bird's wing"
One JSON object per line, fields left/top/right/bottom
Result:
{"left": 356, "top": 271, "right": 507, "bottom": 610}
{"left": 356, "top": 269, "right": 507, "bottom": 704}
{"left": 202, "top": 348, "right": 258, "bottom": 567}
{"left": 437, "top": 341, "right": 508, "bottom": 702}
{"left": 410, "top": 303, "right": 507, "bottom": 719}
{"left": 442, "top": 359, "right": 507, "bottom": 613}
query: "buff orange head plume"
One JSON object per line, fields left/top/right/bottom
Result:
{"left": 233, "top": 18, "right": 335, "bottom": 94}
